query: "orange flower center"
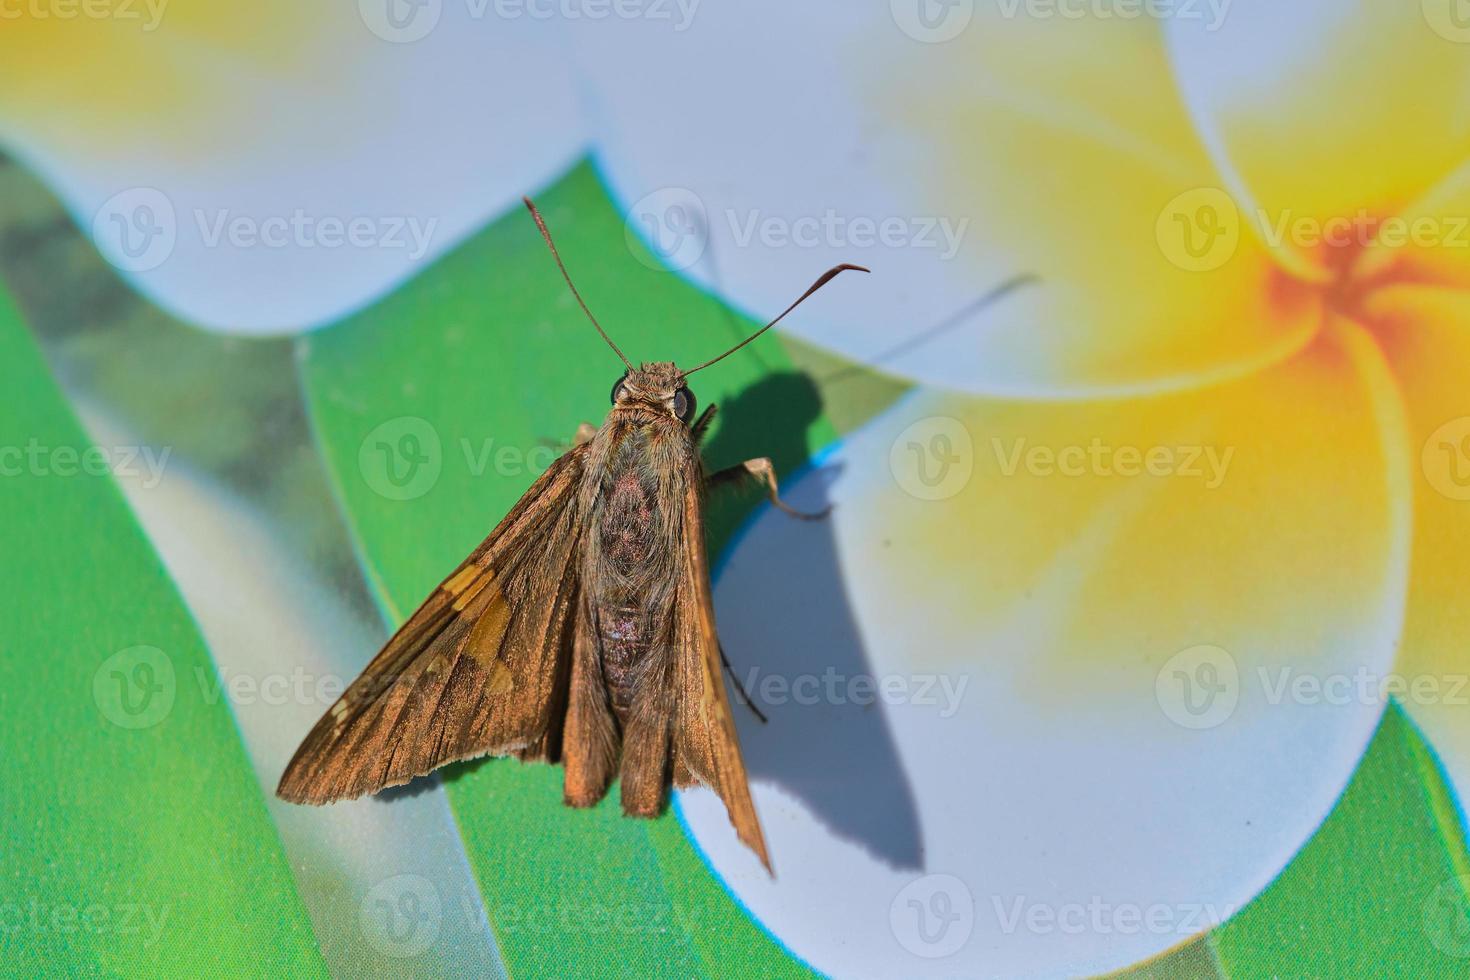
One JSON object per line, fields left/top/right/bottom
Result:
{"left": 1270, "top": 212, "right": 1434, "bottom": 331}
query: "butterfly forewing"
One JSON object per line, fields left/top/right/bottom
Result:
{"left": 672, "top": 463, "right": 772, "bottom": 872}
{"left": 276, "top": 443, "right": 589, "bottom": 804}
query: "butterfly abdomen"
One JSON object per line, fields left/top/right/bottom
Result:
{"left": 592, "top": 424, "right": 666, "bottom": 725}
{"left": 576, "top": 411, "right": 698, "bottom": 817}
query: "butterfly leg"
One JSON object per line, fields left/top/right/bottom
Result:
{"left": 719, "top": 642, "right": 768, "bottom": 724}
{"left": 574, "top": 422, "right": 597, "bottom": 446}
{"left": 690, "top": 404, "right": 717, "bottom": 445}
{"left": 707, "top": 457, "right": 830, "bottom": 521}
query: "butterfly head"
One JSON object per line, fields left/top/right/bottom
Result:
{"left": 611, "top": 362, "right": 697, "bottom": 425}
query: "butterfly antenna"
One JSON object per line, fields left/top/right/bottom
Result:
{"left": 523, "top": 196, "right": 633, "bottom": 370}
{"left": 682, "top": 264, "right": 869, "bottom": 376}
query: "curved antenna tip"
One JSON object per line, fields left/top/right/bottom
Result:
{"left": 683, "top": 262, "right": 870, "bottom": 376}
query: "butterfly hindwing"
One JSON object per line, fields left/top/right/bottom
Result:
{"left": 671, "top": 459, "right": 771, "bottom": 871}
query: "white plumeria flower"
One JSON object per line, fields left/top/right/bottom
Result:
{"left": 0, "top": 1, "right": 583, "bottom": 334}
{"left": 574, "top": 1, "right": 1470, "bottom": 976}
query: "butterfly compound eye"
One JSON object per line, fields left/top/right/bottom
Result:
{"left": 672, "top": 387, "right": 696, "bottom": 424}
{"left": 610, "top": 375, "right": 628, "bottom": 404}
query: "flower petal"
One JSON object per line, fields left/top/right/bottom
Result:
{"left": 0, "top": 5, "right": 584, "bottom": 334}
{"left": 572, "top": 5, "right": 1316, "bottom": 396}
{"left": 1166, "top": 2, "right": 1470, "bottom": 279}
{"left": 681, "top": 323, "right": 1408, "bottom": 977}
{"left": 1364, "top": 284, "right": 1470, "bottom": 820}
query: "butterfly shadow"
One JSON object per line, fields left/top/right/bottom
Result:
{"left": 699, "top": 369, "right": 924, "bottom": 872}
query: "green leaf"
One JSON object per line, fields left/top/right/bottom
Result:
{"left": 0, "top": 284, "right": 326, "bottom": 977}
{"left": 1209, "top": 704, "right": 1470, "bottom": 977}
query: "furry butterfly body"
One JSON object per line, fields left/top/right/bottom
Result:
{"left": 277, "top": 199, "right": 868, "bottom": 873}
